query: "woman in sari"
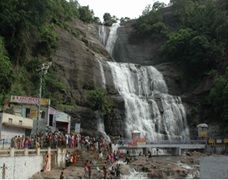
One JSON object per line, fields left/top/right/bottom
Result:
{"left": 44, "top": 153, "right": 51, "bottom": 172}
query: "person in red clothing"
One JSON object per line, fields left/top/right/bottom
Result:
{"left": 86, "top": 160, "right": 92, "bottom": 179}
{"left": 73, "top": 150, "right": 77, "bottom": 165}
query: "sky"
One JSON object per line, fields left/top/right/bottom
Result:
{"left": 77, "top": 0, "right": 170, "bottom": 21}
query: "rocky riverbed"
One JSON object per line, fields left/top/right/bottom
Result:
{"left": 30, "top": 151, "right": 210, "bottom": 179}
{"left": 130, "top": 151, "right": 205, "bottom": 179}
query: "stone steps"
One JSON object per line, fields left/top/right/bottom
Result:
{"left": 69, "top": 148, "right": 107, "bottom": 169}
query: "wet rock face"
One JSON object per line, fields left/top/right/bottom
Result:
{"left": 112, "top": 21, "right": 163, "bottom": 66}
{"left": 144, "top": 161, "right": 191, "bottom": 179}
{"left": 131, "top": 152, "right": 204, "bottom": 179}
{"left": 52, "top": 20, "right": 127, "bottom": 136}
{"left": 52, "top": 18, "right": 211, "bottom": 137}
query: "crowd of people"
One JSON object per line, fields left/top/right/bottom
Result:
{"left": 10, "top": 131, "right": 129, "bottom": 179}
{"left": 81, "top": 136, "right": 125, "bottom": 179}
{"left": 10, "top": 131, "right": 81, "bottom": 149}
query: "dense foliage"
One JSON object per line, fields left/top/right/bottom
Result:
{"left": 86, "top": 88, "right": 115, "bottom": 117}
{"left": 134, "top": 0, "right": 228, "bottom": 122}
{"left": 0, "top": 38, "right": 14, "bottom": 103}
{"left": 0, "top": 0, "right": 99, "bottom": 110}
{"left": 103, "top": 13, "right": 118, "bottom": 26}
{"left": 207, "top": 68, "right": 228, "bottom": 121}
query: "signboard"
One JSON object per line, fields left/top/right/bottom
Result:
{"left": 75, "top": 123, "right": 81, "bottom": 133}
{"left": 130, "top": 138, "right": 146, "bottom": 147}
{"left": 40, "top": 98, "right": 50, "bottom": 106}
{"left": 208, "top": 138, "right": 215, "bottom": 144}
{"left": 201, "top": 132, "right": 207, "bottom": 139}
{"left": 223, "top": 138, "right": 228, "bottom": 143}
{"left": 55, "top": 111, "right": 70, "bottom": 122}
{"left": 216, "top": 139, "right": 222, "bottom": 144}
{"left": 30, "top": 109, "right": 38, "bottom": 119}
{"left": 136, "top": 138, "right": 147, "bottom": 146}
{"left": 10, "top": 96, "right": 50, "bottom": 106}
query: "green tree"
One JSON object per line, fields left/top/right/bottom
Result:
{"left": 135, "top": 3, "right": 164, "bottom": 38}
{"left": 36, "top": 25, "right": 58, "bottom": 56}
{"left": 120, "top": 17, "right": 130, "bottom": 23}
{"left": 160, "top": 28, "right": 195, "bottom": 61}
{"left": 150, "top": 22, "right": 168, "bottom": 40}
{"left": 187, "top": 1, "right": 227, "bottom": 38}
{"left": 0, "top": 37, "right": 14, "bottom": 102}
{"left": 215, "top": 20, "right": 228, "bottom": 46}
{"left": 152, "top": 1, "right": 166, "bottom": 12}
{"left": 207, "top": 68, "right": 228, "bottom": 121}
{"left": 142, "top": 4, "right": 152, "bottom": 16}
{"left": 171, "top": 0, "right": 196, "bottom": 24}
{"left": 188, "top": 36, "right": 223, "bottom": 74}
{"left": 78, "top": 6, "right": 94, "bottom": 23}
{"left": 86, "top": 88, "right": 114, "bottom": 116}
{"left": 103, "top": 13, "right": 117, "bottom": 26}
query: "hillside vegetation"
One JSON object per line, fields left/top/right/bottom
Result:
{"left": 0, "top": 0, "right": 228, "bottom": 128}
{"left": 0, "top": 0, "right": 99, "bottom": 108}
{"left": 133, "top": 0, "right": 228, "bottom": 124}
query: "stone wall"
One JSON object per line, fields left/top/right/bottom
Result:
{"left": 0, "top": 156, "right": 43, "bottom": 179}
{"left": 0, "top": 148, "right": 66, "bottom": 179}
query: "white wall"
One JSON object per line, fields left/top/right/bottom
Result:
{"left": 2, "top": 126, "right": 24, "bottom": 139}
{"left": 0, "top": 156, "right": 43, "bottom": 179}
{"left": 1, "top": 126, "right": 25, "bottom": 148}
{"left": 0, "top": 148, "right": 67, "bottom": 178}
{"left": 0, "top": 113, "right": 34, "bottom": 148}
{"left": 1, "top": 113, "right": 33, "bottom": 127}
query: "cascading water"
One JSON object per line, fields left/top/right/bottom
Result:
{"left": 105, "top": 23, "right": 120, "bottom": 56}
{"left": 98, "top": 23, "right": 190, "bottom": 141}
{"left": 95, "top": 111, "right": 111, "bottom": 143}
{"left": 98, "top": 25, "right": 107, "bottom": 47}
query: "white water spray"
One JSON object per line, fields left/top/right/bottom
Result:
{"left": 98, "top": 23, "right": 189, "bottom": 141}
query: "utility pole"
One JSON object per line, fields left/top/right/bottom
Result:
{"left": 36, "top": 62, "right": 52, "bottom": 135}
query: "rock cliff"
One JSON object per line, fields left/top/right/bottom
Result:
{"left": 50, "top": 20, "right": 126, "bottom": 137}
{"left": 50, "top": 19, "right": 214, "bottom": 139}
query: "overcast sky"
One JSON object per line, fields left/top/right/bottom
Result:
{"left": 77, "top": 0, "right": 170, "bottom": 21}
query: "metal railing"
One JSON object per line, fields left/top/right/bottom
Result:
{"left": 146, "top": 140, "right": 207, "bottom": 144}
{"left": 116, "top": 139, "right": 207, "bottom": 146}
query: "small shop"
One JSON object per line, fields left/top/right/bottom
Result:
{"left": 55, "top": 111, "right": 71, "bottom": 134}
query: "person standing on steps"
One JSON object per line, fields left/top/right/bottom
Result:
{"left": 65, "top": 151, "right": 70, "bottom": 167}
{"left": 87, "top": 160, "right": 92, "bottom": 179}
{"left": 84, "top": 160, "right": 89, "bottom": 178}
{"left": 103, "top": 161, "right": 107, "bottom": 179}
{"left": 44, "top": 153, "right": 51, "bottom": 172}
{"left": 60, "top": 171, "right": 64, "bottom": 179}
{"left": 73, "top": 150, "right": 77, "bottom": 165}
{"left": 115, "top": 163, "right": 120, "bottom": 178}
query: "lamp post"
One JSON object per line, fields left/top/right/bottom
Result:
{"left": 36, "top": 62, "right": 52, "bottom": 135}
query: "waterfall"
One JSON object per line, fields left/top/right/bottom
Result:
{"left": 98, "top": 23, "right": 190, "bottom": 141}
{"left": 95, "top": 111, "right": 111, "bottom": 143}
{"left": 97, "top": 59, "right": 106, "bottom": 88}
{"left": 104, "top": 23, "right": 120, "bottom": 56}
{"left": 99, "top": 25, "right": 107, "bottom": 46}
